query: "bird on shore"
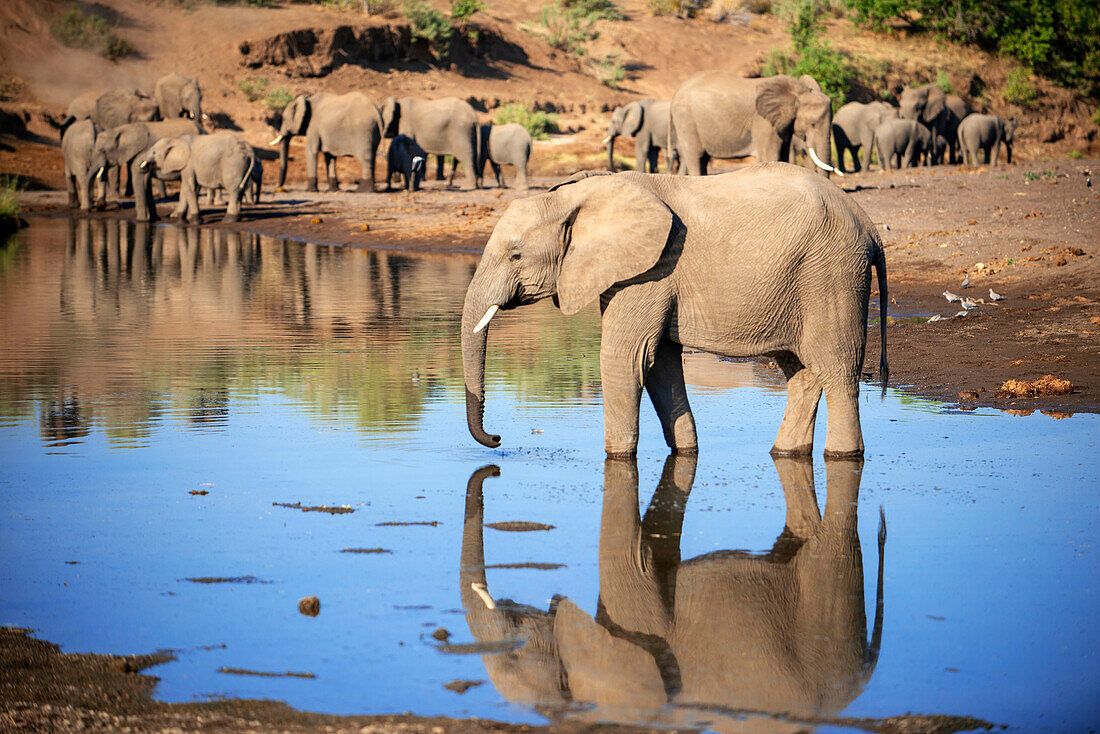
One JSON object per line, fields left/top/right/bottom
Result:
{"left": 989, "top": 288, "right": 1005, "bottom": 301}
{"left": 955, "top": 310, "right": 969, "bottom": 318}
{"left": 928, "top": 314, "right": 942, "bottom": 322}
{"left": 961, "top": 274, "right": 971, "bottom": 288}
{"left": 943, "top": 290, "right": 961, "bottom": 302}
{"left": 961, "top": 297, "right": 979, "bottom": 310}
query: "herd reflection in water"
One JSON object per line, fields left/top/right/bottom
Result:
{"left": 460, "top": 456, "right": 884, "bottom": 732}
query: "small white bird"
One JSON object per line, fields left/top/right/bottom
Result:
{"left": 927, "top": 314, "right": 942, "bottom": 322}
{"left": 961, "top": 274, "right": 971, "bottom": 288}
{"left": 961, "top": 298, "right": 979, "bottom": 310}
{"left": 989, "top": 288, "right": 1005, "bottom": 301}
{"left": 955, "top": 310, "right": 969, "bottom": 318}
{"left": 943, "top": 290, "right": 961, "bottom": 302}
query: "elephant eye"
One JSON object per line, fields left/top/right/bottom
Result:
{"left": 509, "top": 252, "right": 521, "bottom": 262}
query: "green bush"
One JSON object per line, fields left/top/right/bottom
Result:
{"left": 645, "top": 0, "right": 680, "bottom": 15}
{"left": 451, "top": 0, "right": 485, "bottom": 21}
{"left": 495, "top": 103, "right": 559, "bottom": 140}
{"left": 0, "top": 176, "right": 20, "bottom": 220}
{"left": 236, "top": 76, "right": 269, "bottom": 102}
{"left": 51, "top": 6, "right": 135, "bottom": 61}
{"left": 594, "top": 54, "right": 626, "bottom": 89}
{"left": 1094, "top": 107, "right": 1100, "bottom": 126}
{"left": 1067, "top": 150, "right": 1084, "bottom": 159}
{"left": 763, "top": 0, "right": 854, "bottom": 109}
{"left": 404, "top": 0, "right": 454, "bottom": 58}
{"left": 264, "top": 86, "right": 294, "bottom": 111}
{"left": 566, "top": 0, "right": 625, "bottom": 21}
{"left": 1002, "top": 68, "right": 1038, "bottom": 108}
{"left": 526, "top": 0, "right": 623, "bottom": 55}
{"left": 936, "top": 70, "right": 953, "bottom": 94}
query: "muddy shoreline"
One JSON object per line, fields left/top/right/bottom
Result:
{"left": 17, "top": 161, "right": 1100, "bottom": 417}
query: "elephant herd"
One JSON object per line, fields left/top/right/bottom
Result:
{"left": 606, "top": 76, "right": 1018, "bottom": 176}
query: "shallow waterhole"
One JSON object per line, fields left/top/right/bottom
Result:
{"left": 0, "top": 218, "right": 1096, "bottom": 732}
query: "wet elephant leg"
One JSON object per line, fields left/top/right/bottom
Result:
{"left": 771, "top": 456, "right": 821, "bottom": 539}
{"left": 771, "top": 353, "right": 822, "bottom": 457}
{"left": 644, "top": 338, "right": 697, "bottom": 454}
{"left": 821, "top": 373, "right": 864, "bottom": 460}
{"left": 325, "top": 154, "right": 338, "bottom": 191}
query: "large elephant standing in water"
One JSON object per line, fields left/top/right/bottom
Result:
{"left": 459, "top": 456, "right": 885, "bottom": 730}
{"left": 272, "top": 92, "right": 383, "bottom": 193}
{"left": 669, "top": 72, "right": 839, "bottom": 177}
{"left": 461, "top": 165, "right": 888, "bottom": 459}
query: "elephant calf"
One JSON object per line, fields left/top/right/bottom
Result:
{"left": 62, "top": 119, "right": 100, "bottom": 211}
{"left": 832, "top": 101, "right": 898, "bottom": 173}
{"left": 478, "top": 123, "right": 531, "bottom": 191}
{"left": 462, "top": 163, "right": 889, "bottom": 459}
{"left": 874, "top": 118, "right": 931, "bottom": 171}
{"left": 386, "top": 135, "right": 426, "bottom": 192}
{"left": 958, "top": 114, "right": 1017, "bottom": 166}
{"left": 140, "top": 131, "right": 257, "bottom": 223}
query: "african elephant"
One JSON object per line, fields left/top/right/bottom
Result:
{"left": 154, "top": 73, "right": 203, "bottom": 121}
{"left": 380, "top": 96, "right": 481, "bottom": 190}
{"left": 832, "top": 101, "right": 899, "bottom": 172}
{"left": 62, "top": 118, "right": 101, "bottom": 211}
{"left": 460, "top": 455, "right": 885, "bottom": 729}
{"left": 604, "top": 99, "right": 675, "bottom": 174}
{"left": 272, "top": 92, "right": 383, "bottom": 193}
{"left": 669, "top": 72, "right": 839, "bottom": 177}
{"left": 462, "top": 164, "right": 888, "bottom": 459}
{"left": 60, "top": 88, "right": 159, "bottom": 135}
{"left": 90, "top": 118, "right": 202, "bottom": 211}
{"left": 898, "top": 83, "right": 970, "bottom": 165}
{"left": 958, "top": 114, "right": 1017, "bottom": 166}
{"left": 478, "top": 123, "right": 531, "bottom": 190}
{"left": 139, "top": 132, "right": 256, "bottom": 223}
{"left": 874, "top": 118, "right": 932, "bottom": 170}
{"left": 386, "top": 134, "right": 426, "bottom": 192}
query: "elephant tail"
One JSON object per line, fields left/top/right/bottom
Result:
{"left": 236, "top": 148, "right": 257, "bottom": 197}
{"left": 874, "top": 242, "right": 889, "bottom": 396}
{"left": 861, "top": 505, "right": 886, "bottom": 682}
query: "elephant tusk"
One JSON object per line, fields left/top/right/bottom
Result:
{"left": 472, "top": 304, "right": 498, "bottom": 334}
{"left": 269, "top": 135, "right": 284, "bottom": 146}
{"left": 808, "top": 147, "right": 844, "bottom": 176}
{"left": 470, "top": 583, "right": 495, "bottom": 610}
{"left": 601, "top": 135, "right": 612, "bottom": 145}
{"left": 139, "top": 160, "right": 148, "bottom": 171}
{"left": 96, "top": 166, "right": 105, "bottom": 179}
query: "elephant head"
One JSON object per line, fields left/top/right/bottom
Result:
{"left": 179, "top": 78, "right": 203, "bottom": 121}
{"left": 1000, "top": 118, "right": 1018, "bottom": 164}
{"left": 458, "top": 455, "right": 886, "bottom": 729}
{"left": 756, "top": 75, "right": 837, "bottom": 177}
{"left": 141, "top": 136, "right": 192, "bottom": 179}
{"left": 603, "top": 101, "right": 644, "bottom": 171}
{"left": 271, "top": 94, "right": 312, "bottom": 188}
{"left": 899, "top": 83, "right": 946, "bottom": 126}
{"left": 89, "top": 127, "right": 124, "bottom": 182}
{"left": 461, "top": 172, "right": 673, "bottom": 448}
{"left": 380, "top": 97, "right": 401, "bottom": 138}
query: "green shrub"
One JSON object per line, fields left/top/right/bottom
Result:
{"left": 594, "top": 54, "right": 626, "bottom": 89}
{"left": 264, "top": 86, "right": 294, "bottom": 111}
{"left": 526, "top": 0, "right": 622, "bottom": 55}
{"left": 495, "top": 103, "right": 559, "bottom": 140}
{"left": 451, "top": 0, "right": 485, "bottom": 21}
{"left": 763, "top": 0, "right": 853, "bottom": 109}
{"left": 936, "top": 70, "right": 953, "bottom": 94}
{"left": 51, "top": 5, "right": 135, "bottom": 61}
{"left": 364, "top": 0, "right": 396, "bottom": 12}
{"left": 1067, "top": 150, "right": 1084, "bottom": 159}
{"left": 0, "top": 176, "right": 22, "bottom": 237}
{"left": 1093, "top": 107, "right": 1100, "bottom": 126}
{"left": 1002, "top": 68, "right": 1038, "bottom": 108}
{"left": 404, "top": 0, "right": 454, "bottom": 58}
{"left": 565, "top": 0, "right": 625, "bottom": 21}
{"left": 236, "top": 76, "right": 269, "bottom": 102}
{"left": 645, "top": 0, "right": 678, "bottom": 15}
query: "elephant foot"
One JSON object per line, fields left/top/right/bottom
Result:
{"left": 672, "top": 445, "right": 699, "bottom": 457}
{"left": 770, "top": 444, "right": 813, "bottom": 458}
{"left": 327, "top": 178, "right": 339, "bottom": 192}
{"left": 356, "top": 181, "right": 374, "bottom": 193}
{"left": 305, "top": 178, "right": 318, "bottom": 192}
{"left": 605, "top": 448, "right": 638, "bottom": 460}
{"left": 223, "top": 214, "right": 239, "bottom": 224}
{"left": 823, "top": 447, "right": 865, "bottom": 461}
{"left": 185, "top": 214, "right": 200, "bottom": 225}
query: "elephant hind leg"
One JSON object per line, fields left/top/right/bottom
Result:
{"left": 644, "top": 338, "right": 698, "bottom": 454}
{"left": 771, "top": 353, "right": 821, "bottom": 457}
{"left": 820, "top": 372, "right": 864, "bottom": 459}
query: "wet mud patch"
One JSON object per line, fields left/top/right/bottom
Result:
{"left": 182, "top": 576, "right": 268, "bottom": 584}
{"left": 218, "top": 667, "right": 316, "bottom": 679}
{"left": 484, "top": 521, "right": 555, "bottom": 532}
{"left": 340, "top": 547, "right": 392, "bottom": 554}
{"left": 434, "top": 639, "right": 525, "bottom": 655}
{"left": 273, "top": 502, "right": 355, "bottom": 514}
{"left": 443, "top": 680, "right": 484, "bottom": 694}
{"left": 376, "top": 521, "right": 439, "bottom": 527}
{"left": 484, "top": 562, "right": 565, "bottom": 570}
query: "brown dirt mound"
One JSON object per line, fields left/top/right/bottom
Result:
{"left": 995, "top": 374, "right": 1075, "bottom": 398}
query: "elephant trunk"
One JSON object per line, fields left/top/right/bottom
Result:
{"left": 605, "top": 133, "right": 617, "bottom": 171}
{"left": 460, "top": 465, "right": 499, "bottom": 612}
{"left": 462, "top": 284, "right": 502, "bottom": 449}
{"left": 277, "top": 136, "right": 290, "bottom": 188}
{"left": 807, "top": 124, "right": 834, "bottom": 178}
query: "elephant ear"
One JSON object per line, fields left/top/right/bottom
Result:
{"left": 555, "top": 174, "right": 674, "bottom": 315}
{"left": 922, "top": 85, "right": 946, "bottom": 124}
{"left": 797, "top": 74, "right": 823, "bottom": 95}
{"left": 755, "top": 76, "right": 798, "bottom": 133}
{"left": 288, "top": 95, "right": 311, "bottom": 135}
{"left": 623, "top": 102, "right": 644, "bottom": 137}
{"left": 159, "top": 138, "right": 191, "bottom": 176}
{"left": 547, "top": 169, "right": 612, "bottom": 191}
{"left": 380, "top": 97, "right": 399, "bottom": 137}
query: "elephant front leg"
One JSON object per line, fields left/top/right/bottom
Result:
{"left": 304, "top": 138, "right": 320, "bottom": 192}
{"left": 644, "top": 338, "right": 697, "bottom": 454}
{"left": 181, "top": 175, "right": 201, "bottom": 224}
{"left": 771, "top": 354, "right": 822, "bottom": 457}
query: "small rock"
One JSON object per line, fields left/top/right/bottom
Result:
{"left": 443, "top": 679, "right": 484, "bottom": 694}
{"left": 967, "top": 219, "right": 978, "bottom": 225}
{"left": 958, "top": 391, "right": 979, "bottom": 401}
{"left": 310, "top": 216, "right": 323, "bottom": 224}
{"left": 298, "top": 596, "right": 321, "bottom": 617}
{"left": 431, "top": 627, "right": 451, "bottom": 642}
{"left": 360, "top": 223, "right": 370, "bottom": 231}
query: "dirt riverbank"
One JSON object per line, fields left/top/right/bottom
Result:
{"left": 17, "top": 159, "right": 1100, "bottom": 417}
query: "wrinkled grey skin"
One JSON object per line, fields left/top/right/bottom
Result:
{"left": 478, "top": 123, "right": 531, "bottom": 190}
{"left": 460, "top": 456, "right": 885, "bottom": 728}
{"left": 140, "top": 132, "right": 256, "bottom": 223}
{"left": 832, "top": 101, "right": 899, "bottom": 172}
{"left": 274, "top": 92, "right": 382, "bottom": 192}
{"left": 62, "top": 119, "right": 101, "bottom": 211}
{"left": 154, "top": 73, "right": 203, "bottom": 121}
{"left": 386, "top": 134, "right": 426, "bottom": 192}
{"left": 62, "top": 88, "right": 162, "bottom": 196}
{"left": 462, "top": 164, "right": 888, "bottom": 459}
{"left": 669, "top": 72, "right": 837, "bottom": 177}
{"left": 90, "top": 119, "right": 201, "bottom": 214}
{"left": 874, "top": 118, "right": 932, "bottom": 170}
{"left": 898, "top": 83, "right": 970, "bottom": 165}
{"left": 380, "top": 96, "right": 481, "bottom": 190}
{"left": 958, "top": 114, "right": 1016, "bottom": 166}
{"left": 605, "top": 99, "right": 675, "bottom": 173}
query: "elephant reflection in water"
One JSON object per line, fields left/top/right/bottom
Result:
{"left": 460, "top": 457, "right": 884, "bottom": 731}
